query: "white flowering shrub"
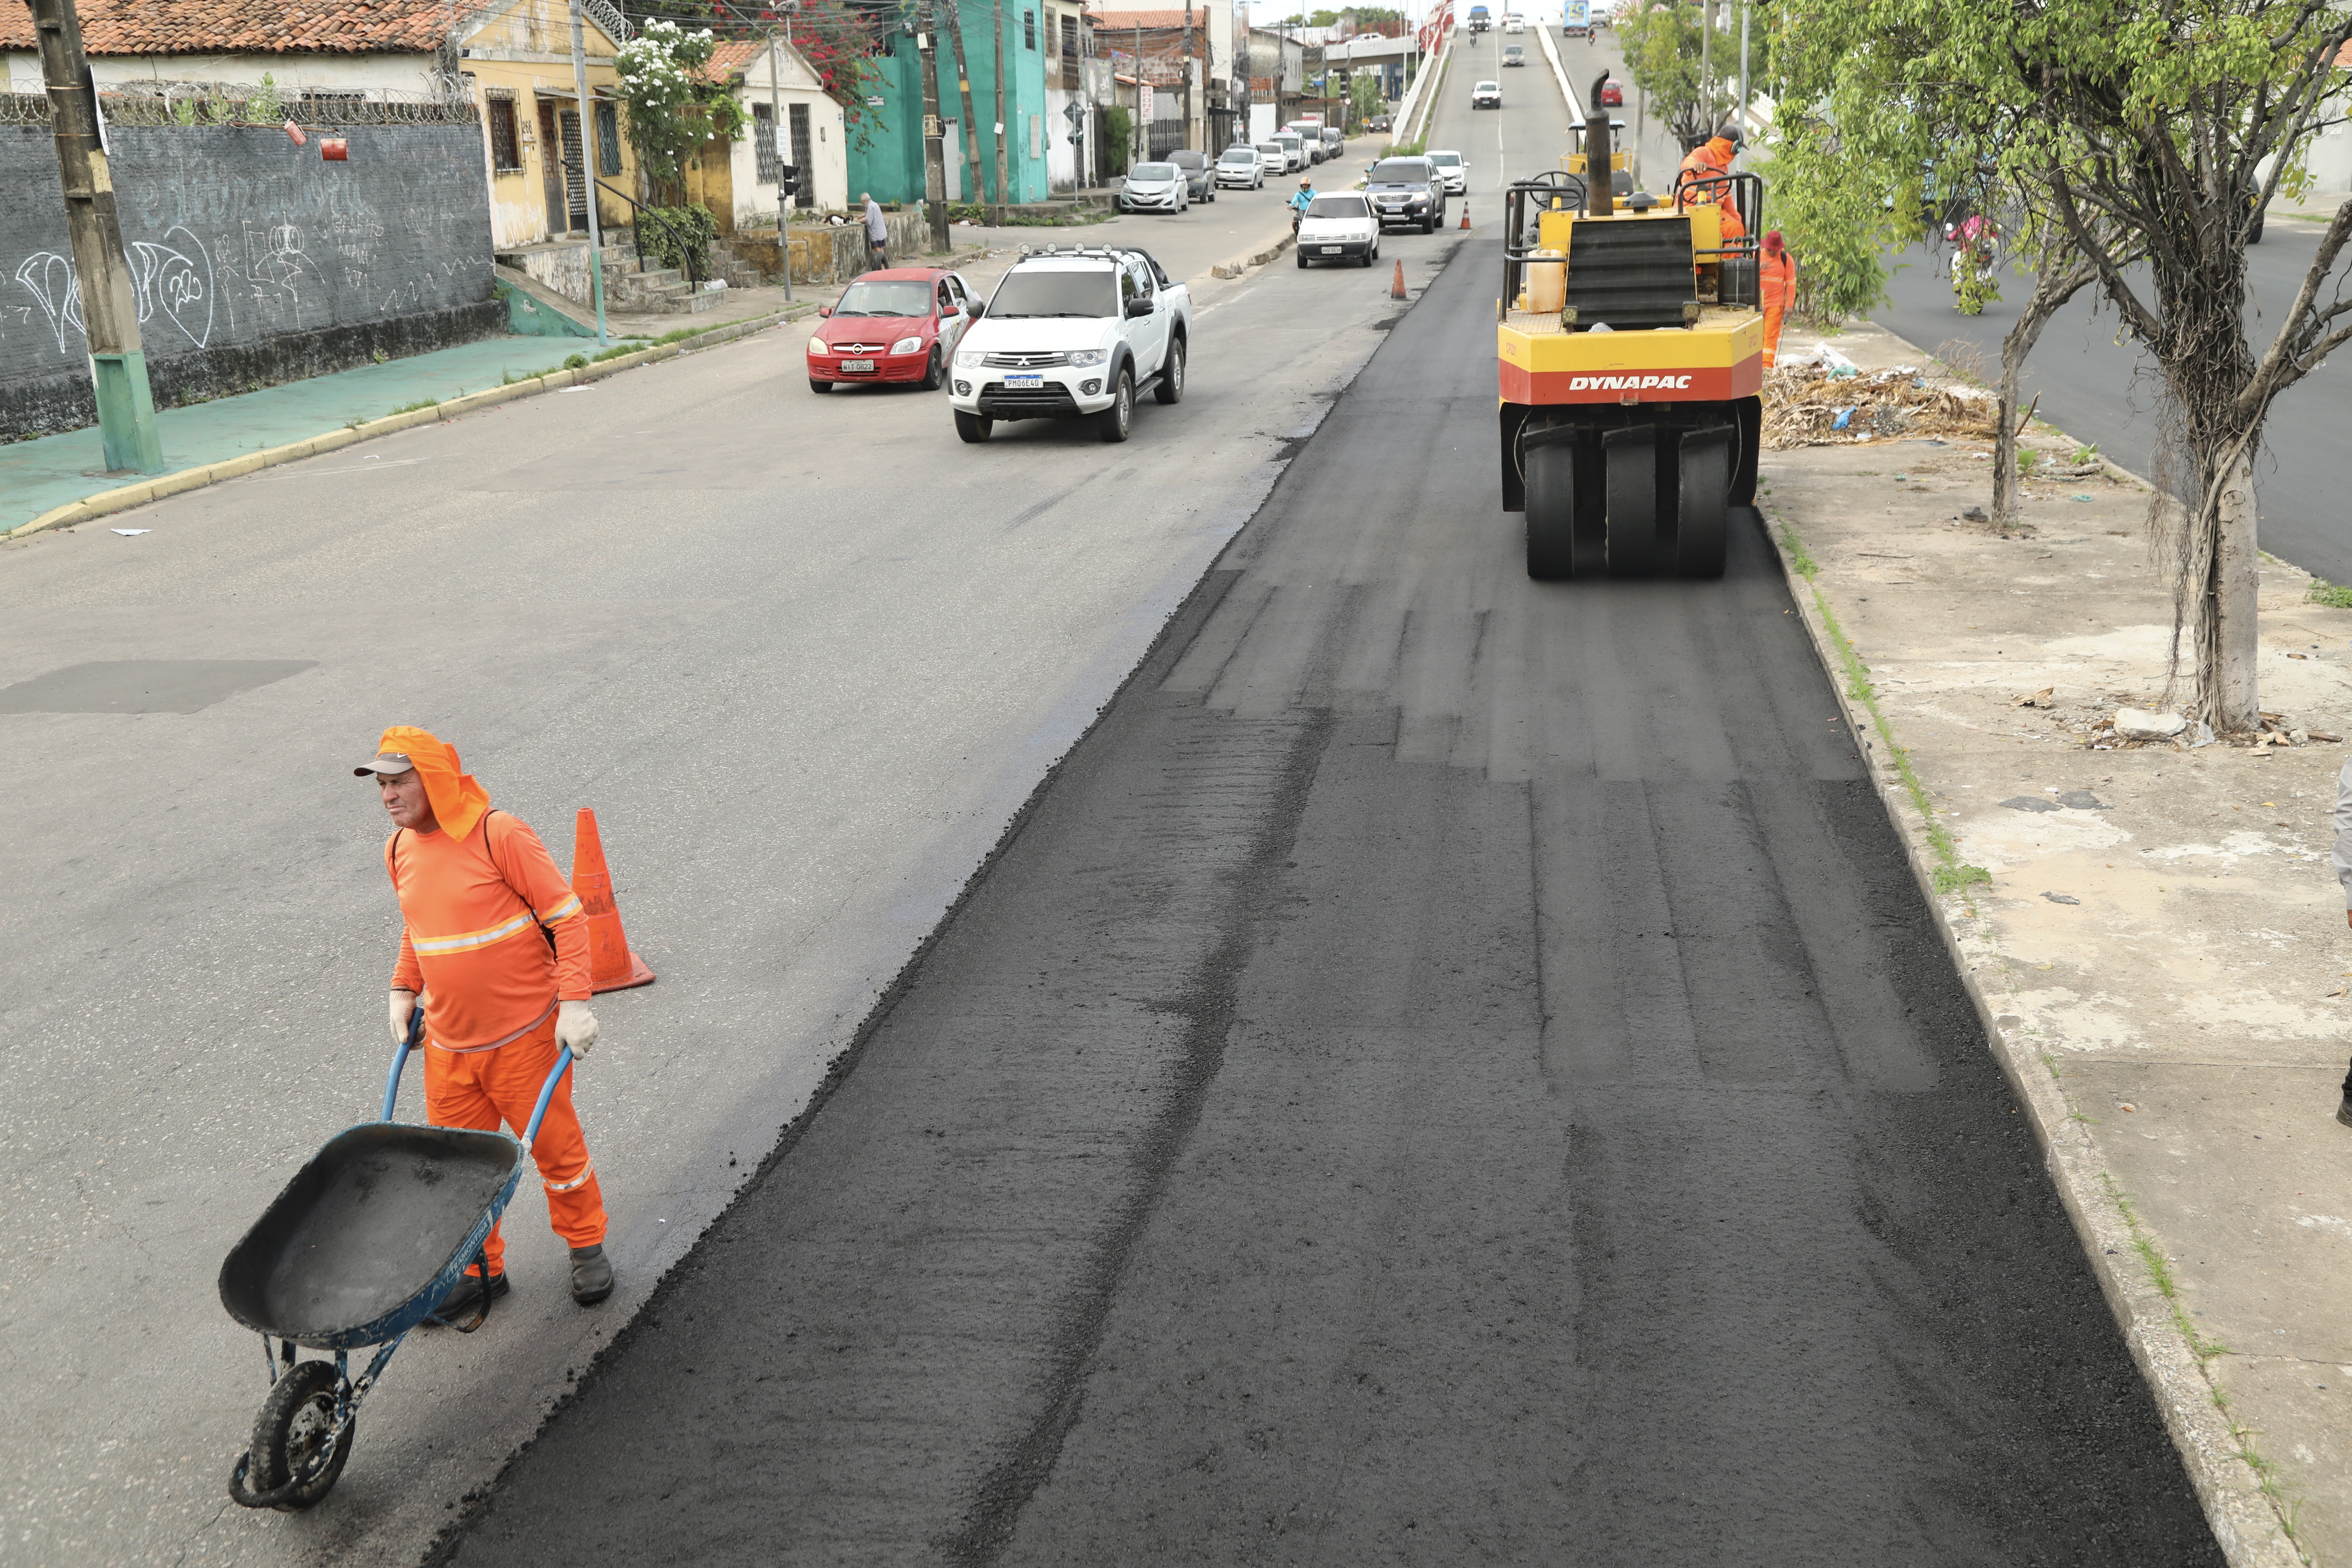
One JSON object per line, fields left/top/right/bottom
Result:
{"left": 616, "top": 18, "right": 749, "bottom": 199}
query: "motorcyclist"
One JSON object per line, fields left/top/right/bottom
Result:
{"left": 1290, "top": 176, "right": 1316, "bottom": 231}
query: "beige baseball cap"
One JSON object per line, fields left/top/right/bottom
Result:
{"left": 354, "top": 751, "right": 416, "bottom": 777}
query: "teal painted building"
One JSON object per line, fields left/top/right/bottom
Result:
{"left": 847, "top": 0, "right": 1050, "bottom": 206}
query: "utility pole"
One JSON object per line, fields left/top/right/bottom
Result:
{"left": 917, "top": 0, "right": 950, "bottom": 253}
{"left": 1133, "top": 21, "right": 1143, "bottom": 165}
{"left": 945, "top": 0, "right": 985, "bottom": 216}
{"left": 1698, "top": 0, "right": 1713, "bottom": 136}
{"left": 27, "top": 0, "right": 162, "bottom": 474}
{"left": 765, "top": 26, "right": 794, "bottom": 302}
{"left": 566, "top": 0, "right": 609, "bottom": 347}
{"left": 1735, "top": 0, "right": 1750, "bottom": 146}
{"left": 1184, "top": 1, "right": 1194, "bottom": 154}
{"left": 992, "top": 0, "right": 1010, "bottom": 222}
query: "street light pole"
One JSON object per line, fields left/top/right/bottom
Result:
{"left": 566, "top": 0, "right": 609, "bottom": 348}
{"left": 917, "top": 0, "right": 951, "bottom": 254}
{"left": 1736, "top": 0, "right": 1750, "bottom": 143}
{"left": 27, "top": 0, "right": 162, "bottom": 473}
{"left": 767, "top": 27, "right": 793, "bottom": 302}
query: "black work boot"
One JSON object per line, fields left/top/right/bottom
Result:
{"left": 570, "top": 1244, "right": 614, "bottom": 1305}
{"left": 2337, "top": 1094, "right": 2352, "bottom": 1129}
{"left": 430, "top": 1269, "right": 508, "bottom": 1324}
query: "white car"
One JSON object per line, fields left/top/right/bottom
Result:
{"left": 1216, "top": 145, "right": 1265, "bottom": 188}
{"left": 1502, "top": 12, "right": 1525, "bottom": 30}
{"left": 1425, "top": 148, "right": 1469, "bottom": 194}
{"left": 1471, "top": 80, "right": 1502, "bottom": 109}
{"left": 1273, "top": 132, "right": 1308, "bottom": 171}
{"left": 950, "top": 247, "right": 1189, "bottom": 444}
{"left": 1295, "top": 192, "right": 1380, "bottom": 268}
{"left": 1118, "top": 161, "right": 1189, "bottom": 213}
{"left": 1254, "top": 141, "right": 1289, "bottom": 176}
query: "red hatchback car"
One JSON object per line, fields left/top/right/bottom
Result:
{"left": 806, "top": 267, "right": 980, "bottom": 393}
{"left": 1598, "top": 79, "right": 1624, "bottom": 106}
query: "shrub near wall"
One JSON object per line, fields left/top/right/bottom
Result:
{"left": 0, "top": 121, "right": 502, "bottom": 439}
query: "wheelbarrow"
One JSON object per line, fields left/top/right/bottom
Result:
{"left": 217, "top": 1011, "right": 573, "bottom": 1510}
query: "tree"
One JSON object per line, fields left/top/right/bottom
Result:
{"left": 1777, "top": 0, "right": 2352, "bottom": 731}
{"left": 1616, "top": 1, "right": 1709, "bottom": 152}
{"left": 616, "top": 19, "right": 750, "bottom": 202}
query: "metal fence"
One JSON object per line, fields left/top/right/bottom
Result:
{"left": 1146, "top": 120, "right": 1186, "bottom": 159}
{"left": 0, "top": 85, "right": 481, "bottom": 128}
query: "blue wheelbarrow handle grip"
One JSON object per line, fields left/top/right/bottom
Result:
{"left": 380, "top": 1010, "right": 573, "bottom": 1148}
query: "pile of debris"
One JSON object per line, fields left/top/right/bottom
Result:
{"left": 1762, "top": 344, "right": 1999, "bottom": 449}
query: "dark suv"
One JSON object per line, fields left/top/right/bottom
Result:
{"left": 1167, "top": 149, "right": 1217, "bottom": 204}
{"left": 1363, "top": 156, "right": 1446, "bottom": 232}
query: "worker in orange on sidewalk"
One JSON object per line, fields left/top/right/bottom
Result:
{"left": 360, "top": 726, "right": 616, "bottom": 1317}
{"left": 1759, "top": 229, "right": 1797, "bottom": 369}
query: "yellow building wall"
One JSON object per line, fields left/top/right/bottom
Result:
{"left": 461, "top": 0, "right": 638, "bottom": 248}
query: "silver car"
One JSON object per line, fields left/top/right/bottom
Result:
{"left": 1118, "top": 161, "right": 1189, "bottom": 214}
{"left": 1216, "top": 145, "right": 1265, "bottom": 188}
{"left": 1425, "top": 148, "right": 1468, "bottom": 194}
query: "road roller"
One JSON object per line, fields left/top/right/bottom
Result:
{"left": 1498, "top": 79, "right": 1765, "bottom": 579}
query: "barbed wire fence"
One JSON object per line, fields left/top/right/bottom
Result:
{"left": 0, "top": 83, "right": 481, "bottom": 129}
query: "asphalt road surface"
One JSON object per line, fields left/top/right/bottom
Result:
{"left": 438, "top": 56, "right": 2222, "bottom": 1568}
{"left": 0, "top": 184, "right": 1463, "bottom": 1564}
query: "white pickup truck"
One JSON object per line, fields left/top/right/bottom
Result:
{"left": 949, "top": 246, "right": 1190, "bottom": 444}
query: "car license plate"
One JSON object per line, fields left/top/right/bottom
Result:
{"left": 1321, "top": 245, "right": 1342, "bottom": 254}
{"left": 842, "top": 358, "right": 874, "bottom": 373}
{"left": 1006, "top": 373, "right": 1044, "bottom": 388}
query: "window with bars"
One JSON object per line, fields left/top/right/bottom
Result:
{"left": 596, "top": 99, "right": 621, "bottom": 175}
{"left": 486, "top": 91, "right": 522, "bottom": 171}
{"left": 752, "top": 101, "right": 779, "bottom": 181}
{"left": 789, "top": 102, "right": 814, "bottom": 209}
{"left": 1023, "top": 8, "right": 1036, "bottom": 48}
{"left": 1059, "top": 13, "right": 1077, "bottom": 55}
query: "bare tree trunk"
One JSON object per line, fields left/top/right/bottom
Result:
{"left": 1993, "top": 261, "right": 2094, "bottom": 528}
{"left": 2204, "top": 444, "right": 2261, "bottom": 731}
{"left": 946, "top": 0, "right": 983, "bottom": 210}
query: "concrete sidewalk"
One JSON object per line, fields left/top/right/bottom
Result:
{"left": 1, "top": 285, "right": 817, "bottom": 538}
{"left": 1764, "top": 320, "right": 2352, "bottom": 1566}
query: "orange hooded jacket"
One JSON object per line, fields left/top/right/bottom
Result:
{"left": 378, "top": 727, "right": 591, "bottom": 1051}
{"left": 1676, "top": 138, "right": 1746, "bottom": 240}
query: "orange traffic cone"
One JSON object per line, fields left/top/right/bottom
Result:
{"left": 571, "top": 807, "right": 655, "bottom": 992}
{"left": 1460, "top": 201, "right": 1471, "bottom": 231}
{"left": 1391, "top": 258, "right": 1407, "bottom": 299}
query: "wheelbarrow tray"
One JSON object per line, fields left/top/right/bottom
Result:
{"left": 219, "top": 1122, "right": 523, "bottom": 1351}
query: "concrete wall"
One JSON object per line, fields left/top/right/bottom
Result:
{"left": 1, "top": 122, "right": 501, "bottom": 439}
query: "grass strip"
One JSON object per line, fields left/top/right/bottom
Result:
{"left": 1776, "top": 511, "right": 1990, "bottom": 896}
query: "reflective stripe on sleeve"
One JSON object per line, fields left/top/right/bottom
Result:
{"left": 541, "top": 893, "right": 584, "bottom": 923}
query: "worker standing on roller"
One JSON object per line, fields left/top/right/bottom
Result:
{"left": 360, "top": 726, "right": 615, "bottom": 1317}
{"left": 1758, "top": 229, "right": 1795, "bottom": 369}
{"left": 1676, "top": 125, "right": 1746, "bottom": 241}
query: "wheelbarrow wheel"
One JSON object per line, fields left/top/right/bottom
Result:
{"left": 246, "top": 1359, "right": 353, "bottom": 1509}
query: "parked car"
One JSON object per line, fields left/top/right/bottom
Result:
{"left": 1502, "top": 43, "right": 1526, "bottom": 65}
{"left": 1273, "top": 132, "right": 1308, "bottom": 170}
{"left": 1425, "top": 148, "right": 1468, "bottom": 195}
{"left": 807, "top": 268, "right": 977, "bottom": 393}
{"left": 950, "top": 245, "right": 1189, "bottom": 444}
{"left": 1216, "top": 145, "right": 1265, "bottom": 188}
{"left": 1320, "top": 127, "right": 1345, "bottom": 158}
{"left": 1362, "top": 155, "right": 1446, "bottom": 232}
{"left": 1254, "top": 140, "right": 1290, "bottom": 175}
{"left": 1599, "top": 78, "right": 1624, "bottom": 106}
{"left": 1472, "top": 79, "right": 1503, "bottom": 108}
{"left": 1167, "top": 148, "right": 1217, "bottom": 203}
{"left": 1118, "top": 161, "right": 1189, "bottom": 213}
{"left": 1296, "top": 192, "right": 1380, "bottom": 267}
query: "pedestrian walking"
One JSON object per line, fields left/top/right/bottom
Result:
{"left": 360, "top": 726, "right": 616, "bottom": 1316}
{"left": 863, "top": 191, "right": 888, "bottom": 272}
{"left": 1758, "top": 230, "right": 1796, "bottom": 370}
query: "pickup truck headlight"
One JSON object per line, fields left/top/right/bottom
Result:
{"left": 955, "top": 349, "right": 984, "bottom": 368}
{"left": 891, "top": 335, "right": 923, "bottom": 356}
{"left": 1065, "top": 349, "right": 1105, "bottom": 367}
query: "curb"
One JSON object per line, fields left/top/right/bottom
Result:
{"left": 6, "top": 303, "right": 818, "bottom": 542}
{"left": 1760, "top": 493, "right": 2304, "bottom": 1564}
{"left": 1211, "top": 230, "right": 1298, "bottom": 280}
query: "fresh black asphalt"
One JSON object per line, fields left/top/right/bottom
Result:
{"left": 431, "top": 235, "right": 2222, "bottom": 1565}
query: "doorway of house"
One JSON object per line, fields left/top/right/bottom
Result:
{"left": 559, "top": 109, "right": 588, "bottom": 233}
{"left": 539, "top": 102, "right": 567, "bottom": 234}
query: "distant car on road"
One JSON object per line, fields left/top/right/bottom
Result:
{"left": 1425, "top": 148, "right": 1468, "bottom": 195}
{"left": 1167, "top": 148, "right": 1217, "bottom": 203}
{"left": 1502, "top": 43, "right": 1526, "bottom": 65}
{"left": 1472, "top": 79, "right": 1503, "bottom": 108}
{"left": 1216, "top": 145, "right": 1265, "bottom": 188}
{"left": 1254, "top": 140, "right": 1291, "bottom": 175}
{"left": 1320, "top": 127, "right": 1345, "bottom": 158}
{"left": 1599, "top": 78, "right": 1623, "bottom": 106}
{"left": 1366, "top": 113, "right": 1392, "bottom": 132}
{"left": 1273, "top": 132, "right": 1309, "bottom": 171}
{"left": 1118, "top": 162, "right": 1190, "bottom": 213}
{"left": 1362, "top": 155, "right": 1446, "bottom": 231}
{"left": 1297, "top": 193, "right": 1380, "bottom": 268}
{"left": 950, "top": 245, "right": 1189, "bottom": 444}
{"left": 1468, "top": 3, "right": 1491, "bottom": 29}
{"left": 807, "top": 268, "right": 977, "bottom": 394}
{"left": 1502, "top": 12, "right": 1526, "bottom": 30}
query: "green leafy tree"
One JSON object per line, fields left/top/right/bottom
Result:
{"left": 616, "top": 18, "right": 750, "bottom": 203}
{"left": 1776, "top": 0, "right": 2352, "bottom": 732}
{"left": 1615, "top": 1, "right": 1708, "bottom": 152}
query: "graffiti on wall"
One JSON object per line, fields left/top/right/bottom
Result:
{"left": 9, "top": 223, "right": 216, "bottom": 354}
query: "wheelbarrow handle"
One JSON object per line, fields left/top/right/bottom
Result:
{"left": 380, "top": 1006, "right": 427, "bottom": 1122}
{"left": 522, "top": 1046, "right": 576, "bottom": 1149}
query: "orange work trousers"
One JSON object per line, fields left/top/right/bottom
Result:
{"left": 424, "top": 1011, "right": 606, "bottom": 1278}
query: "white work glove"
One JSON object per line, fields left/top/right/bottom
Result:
{"left": 556, "top": 999, "right": 600, "bottom": 1063}
{"left": 390, "top": 988, "right": 417, "bottom": 1045}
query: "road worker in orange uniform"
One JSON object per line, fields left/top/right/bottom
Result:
{"left": 1676, "top": 125, "right": 1746, "bottom": 242}
{"left": 359, "top": 726, "right": 615, "bottom": 1316}
{"left": 1758, "top": 229, "right": 1796, "bottom": 369}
